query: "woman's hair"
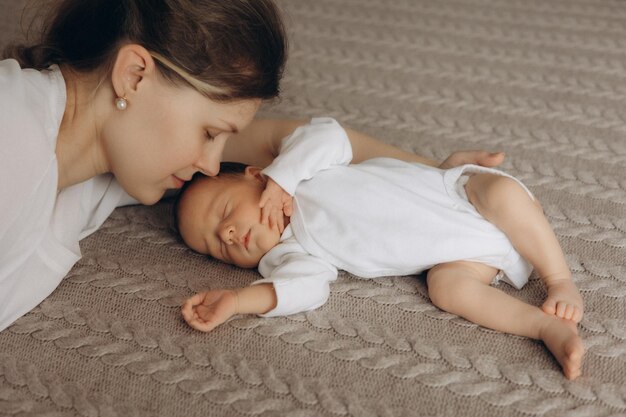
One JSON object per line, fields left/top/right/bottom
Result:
{"left": 3, "top": 0, "right": 287, "bottom": 101}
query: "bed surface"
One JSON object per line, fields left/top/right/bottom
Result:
{"left": 1, "top": 0, "right": 625, "bottom": 416}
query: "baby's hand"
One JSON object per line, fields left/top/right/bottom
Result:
{"left": 259, "top": 178, "right": 293, "bottom": 233}
{"left": 181, "top": 290, "right": 239, "bottom": 332}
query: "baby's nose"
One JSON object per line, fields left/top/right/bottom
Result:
{"left": 219, "top": 223, "right": 235, "bottom": 244}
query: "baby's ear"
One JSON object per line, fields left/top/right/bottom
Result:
{"left": 244, "top": 166, "right": 267, "bottom": 184}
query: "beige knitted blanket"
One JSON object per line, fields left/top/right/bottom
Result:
{"left": 1, "top": 0, "right": 625, "bottom": 416}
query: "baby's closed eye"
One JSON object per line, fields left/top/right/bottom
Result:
{"left": 220, "top": 241, "right": 228, "bottom": 262}
{"left": 222, "top": 201, "right": 229, "bottom": 219}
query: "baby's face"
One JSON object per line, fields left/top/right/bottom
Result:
{"left": 177, "top": 168, "right": 282, "bottom": 268}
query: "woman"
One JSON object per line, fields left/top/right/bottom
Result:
{"left": 0, "top": 0, "right": 502, "bottom": 332}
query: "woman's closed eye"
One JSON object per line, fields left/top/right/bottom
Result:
{"left": 205, "top": 130, "right": 219, "bottom": 141}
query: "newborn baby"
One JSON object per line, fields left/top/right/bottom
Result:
{"left": 175, "top": 118, "right": 585, "bottom": 379}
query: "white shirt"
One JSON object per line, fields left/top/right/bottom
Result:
{"left": 255, "top": 118, "right": 533, "bottom": 317}
{"left": 0, "top": 60, "right": 136, "bottom": 331}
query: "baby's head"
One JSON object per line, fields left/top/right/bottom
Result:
{"left": 174, "top": 163, "right": 282, "bottom": 268}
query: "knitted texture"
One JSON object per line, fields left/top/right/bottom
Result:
{"left": 1, "top": 0, "right": 626, "bottom": 416}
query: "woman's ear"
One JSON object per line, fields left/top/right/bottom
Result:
{"left": 244, "top": 166, "right": 267, "bottom": 184}
{"left": 110, "top": 44, "right": 157, "bottom": 102}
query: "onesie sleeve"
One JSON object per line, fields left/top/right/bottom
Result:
{"left": 253, "top": 233, "right": 338, "bottom": 317}
{"left": 261, "top": 117, "right": 353, "bottom": 196}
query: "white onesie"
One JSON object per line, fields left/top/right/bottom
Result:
{"left": 255, "top": 118, "right": 533, "bottom": 317}
{"left": 0, "top": 60, "right": 136, "bottom": 332}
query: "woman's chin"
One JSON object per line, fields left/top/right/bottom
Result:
{"left": 132, "top": 189, "right": 163, "bottom": 206}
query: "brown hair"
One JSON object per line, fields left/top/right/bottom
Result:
{"left": 3, "top": 0, "right": 287, "bottom": 101}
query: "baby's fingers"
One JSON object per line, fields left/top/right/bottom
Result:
{"left": 182, "top": 293, "right": 205, "bottom": 319}
{"left": 268, "top": 207, "right": 285, "bottom": 233}
{"left": 283, "top": 202, "right": 293, "bottom": 217}
{"left": 181, "top": 302, "right": 194, "bottom": 322}
{"left": 260, "top": 204, "right": 272, "bottom": 225}
{"left": 187, "top": 317, "right": 219, "bottom": 332}
{"left": 276, "top": 210, "right": 285, "bottom": 234}
{"left": 259, "top": 190, "right": 271, "bottom": 210}
{"left": 185, "top": 292, "right": 207, "bottom": 307}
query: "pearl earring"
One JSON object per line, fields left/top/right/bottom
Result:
{"left": 115, "top": 97, "right": 128, "bottom": 110}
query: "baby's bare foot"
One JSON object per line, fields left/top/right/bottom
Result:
{"left": 542, "top": 277, "right": 584, "bottom": 323}
{"left": 539, "top": 317, "right": 584, "bottom": 380}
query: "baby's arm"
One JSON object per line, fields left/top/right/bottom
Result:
{"left": 183, "top": 238, "right": 337, "bottom": 331}
{"left": 261, "top": 118, "right": 353, "bottom": 194}
{"left": 258, "top": 118, "right": 353, "bottom": 226}
{"left": 182, "top": 283, "right": 276, "bottom": 332}
{"left": 257, "top": 119, "right": 506, "bottom": 227}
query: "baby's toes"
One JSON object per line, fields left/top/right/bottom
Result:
{"left": 542, "top": 298, "right": 557, "bottom": 315}
{"left": 564, "top": 304, "right": 576, "bottom": 320}
{"left": 572, "top": 307, "right": 583, "bottom": 323}
{"left": 555, "top": 301, "right": 569, "bottom": 318}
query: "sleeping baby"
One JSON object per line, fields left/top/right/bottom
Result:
{"left": 175, "top": 118, "right": 585, "bottom": 379}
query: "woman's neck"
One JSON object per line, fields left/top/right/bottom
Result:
{"left": 56, "top": 66, "right": 110, "bottom": 191}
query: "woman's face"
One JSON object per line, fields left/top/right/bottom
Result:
{"left": 102, "top": 77, "right": 260, "bottom": 205}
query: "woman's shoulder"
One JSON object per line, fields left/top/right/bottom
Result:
{"left": 0, "top": 58, "right": 64, "bottom": 98}
{"left": 0, "top": 59, "right": 66, "bottom": 145}
{"left": 0, "top": 60, "right": 66, "bottom": 234}
{"left": 0, "top": 58, "right": 23, "bottom": 84}
{"left": 0, "top": 59, "right": 66, "bottom": 175}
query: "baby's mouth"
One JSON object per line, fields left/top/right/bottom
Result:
{"left": 243, "top": 230, "right": 251, "bottom": 250}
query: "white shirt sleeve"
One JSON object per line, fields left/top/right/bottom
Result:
{"left": 261, "top": 117, "right": 353, "bottom": 196}
{"left": 254, "top": 229, "right": 338, "bottom": 317}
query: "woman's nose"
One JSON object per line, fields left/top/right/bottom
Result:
{"left": 196, "top": 153, "right": 220, "bottom": 177}
{"left": 196, "top": 136, "right": 226, "bottom": 176}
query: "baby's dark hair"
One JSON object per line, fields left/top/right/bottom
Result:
{"left": 171, "top": 162, "right": 249, "bottom": 234}
{"left": 211, "top": 161, "right": 249, "bottom": 177}
{"left": 4, "top": 0, "right": 287, "bottom": 101}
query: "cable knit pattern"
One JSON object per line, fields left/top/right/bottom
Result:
{"left": 1, "top": 0, "right": 626, "bottom": 415}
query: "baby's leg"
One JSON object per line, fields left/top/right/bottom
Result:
{"left": 427, "top": 261, "right": 584, "bottom": 379}
{"left": 464, "top": 174, "right": 583, "bottom": 322}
